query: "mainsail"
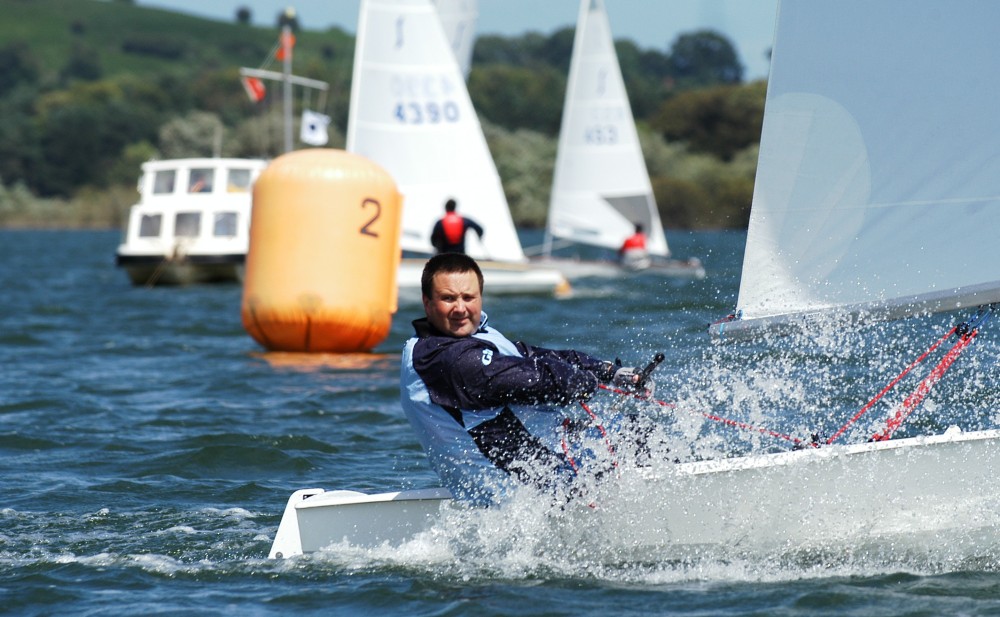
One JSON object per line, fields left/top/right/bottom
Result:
{"left": 716, "top": 0, "right": 1000, "bottom": 335}
{"left": 347, "top": 0, "right": 525, "bottom": 262}
{"left": 545, "top": 0, "right": 668, "bottom": 258}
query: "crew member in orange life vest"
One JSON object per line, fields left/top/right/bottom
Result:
{"left": 619, "top": 223, "right": 651, "bottom": 271}
{"left": 431, "top": 198, "right": 484, "bottom": 254}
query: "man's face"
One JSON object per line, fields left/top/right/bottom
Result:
{"left": 423, "top": 270, "right": 483, "bottom": 337}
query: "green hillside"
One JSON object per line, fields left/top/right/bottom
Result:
{"left": 0, "top": 0, "right": 763, "bottom": 229}
{"left": 0, "top": 0, "right": 353, "bottom": 80}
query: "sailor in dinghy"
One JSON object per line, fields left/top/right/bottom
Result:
{"left": 401, "top": 253, "right": 655, "bottom": 505}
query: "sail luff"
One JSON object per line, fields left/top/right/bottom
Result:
{"left": 431, "top": 0, "right": 477, "bottom": 78}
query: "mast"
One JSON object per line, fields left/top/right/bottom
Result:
{"left": 281, "top": 24, "right": 293, "bottom": 153}
{"left": 239, "top": 13, "right": 329, "bottom": 153}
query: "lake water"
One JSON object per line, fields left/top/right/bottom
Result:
{"left": 4, "top": 229, "right": 1000, "bottom": 615}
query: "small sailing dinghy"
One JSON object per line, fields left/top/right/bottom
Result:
{"left": 269, "top": 0, "right": 1000, "bottom": 558}
{"left": 531, "top": 0, "right": 704, "bottom": 280}
{"left": 347, "top": 0, "right": 569, "bottom": 298}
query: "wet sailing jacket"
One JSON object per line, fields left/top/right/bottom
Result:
{"left": 400, "top": 312, "right": 607, "bottom": 504}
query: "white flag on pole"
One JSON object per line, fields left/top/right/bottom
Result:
{"left": 300, "top": 109, "right": 330, "bottom": 146}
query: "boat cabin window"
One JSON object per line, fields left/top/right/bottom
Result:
{"left": 213, "top": 212, "right": 238, "bottom": 238}
{"left": 227, "top": 169, "right": 254, "bottom": 193}
{"left": 188, "top": 168, "right": 214, "bottom": 193}
{"left": 152, "top": 171, "right": 176, "bottom": 195}
{"left": 175, "top": 212, "right": 201, "bottom": 238}
{"left": 138, "top": 214, "right": 162, "bottom": 238}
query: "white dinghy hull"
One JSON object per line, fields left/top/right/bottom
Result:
{"left": 270, "top": 428, "right": 1000, "bottom": 558}
{"left": 269, "top": 487, "right": 453, "bottom": 558}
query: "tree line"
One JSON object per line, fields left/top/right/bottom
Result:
{"left": 0, "top": 0, "right": 766, "bottom": 229}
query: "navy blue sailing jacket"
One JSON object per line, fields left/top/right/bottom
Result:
{"left": 400, "top": 311, "right": 607, "bottom": 504}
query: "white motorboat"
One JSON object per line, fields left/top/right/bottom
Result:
{"left": 269, "top": 0, "right": 1000, "bottom": 559}
{"left": 531, "top": 0, "right": 704, "bottom": 281}
{"left": 115, "top": 157, "right": 267, "bottom": 286}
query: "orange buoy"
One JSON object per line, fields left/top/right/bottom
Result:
{"left": 241, "top": 149, "right": 402, "bottom": 352}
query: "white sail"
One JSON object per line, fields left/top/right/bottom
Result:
{"left": 347, "top": 0, "right": 525, "bottom": 262}
{"left": 727, "top": 0, "right": 1000, "bottom": 333}
{"left": 546, "top": 0, "right": 668, "bottom": 257}
{"left": 431, "top": 0, "right": 477, "bottom": 78}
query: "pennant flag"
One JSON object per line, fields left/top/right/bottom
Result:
{"left": 240, "top": 76, "right": 266, "bottom": 103}
{"left": 300, "top": 109, "right": 330, "bottom": 146}
{"left": 276, "top": 32, "right": 296, "bottom": 62}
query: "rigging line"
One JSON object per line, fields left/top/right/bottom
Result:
{"left": 597, "top": 384, "right": 812, "bottom": 448}
{"left": 868, "top": 304, "right": 994, "bottom": 441}
{"left": 260, "top": 37, "right": 281, "bottom": 70}
{"left": 870, "top": 330, "right": 978, "bottom": 441}
{"left": 824, "top": 326, "right": 957, "bottom": 444}
{"left": 579, "top": 400, "right": 619, "bottom": 469}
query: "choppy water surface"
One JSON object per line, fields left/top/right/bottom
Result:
{"left": 3, "top": 229, "right": 1000, "bottom": 616}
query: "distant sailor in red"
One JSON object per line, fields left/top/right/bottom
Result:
{"left": 431, "top": 198, "right": 484, "bottom": 254}
{"left": 619, "top": 223, "right": 651, "bottom": 271}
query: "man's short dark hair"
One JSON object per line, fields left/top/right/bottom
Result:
{"left": 421, "top": 253, "right": 484, "bottom": 298}
{"left": 444, "top": 198, "right": 457, "bottom": 213}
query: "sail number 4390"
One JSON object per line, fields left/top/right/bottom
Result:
{"left": 394, "top": 101, "right": 460, "bottom": 124}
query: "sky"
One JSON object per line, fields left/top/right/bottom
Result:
{"left": 140, "top": 0, "right": 779, "bottom": 80}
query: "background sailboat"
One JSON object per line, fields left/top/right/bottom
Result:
{"left": 347, "top": 0, "right": 567, "bottom": 297}
{"left": 533, "top": 0, "right": 704, "bottom": 280}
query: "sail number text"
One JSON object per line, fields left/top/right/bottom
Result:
{"left": 394, "top": 101, "right": 460, "bottom": 124}
{"left": 389, "top": 74, "right": 460, "bottom": 125}
{"left": 583, "top": 124, "right": 619, "bottom": 145}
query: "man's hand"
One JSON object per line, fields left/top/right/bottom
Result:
{"left": 611, "top": 366, "right": 641, "bottom": 388}
{"left": 598, "top": 358, "right": 658, "bottom": 397}
{"left": 611, "top": 366, "right": 655, "bottom": 397}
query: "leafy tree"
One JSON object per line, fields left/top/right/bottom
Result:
{"left": 469, "top": 64, "right": 565, "bottom": 134}
{"left": 107, "top": 140, "right": 158, "bottom": 186}
{"left": 158, "top": 111, "right": 226, "bottom": 159}
{"left": 651, "top": 80, "right": 765, "bottom": 161}
{"left": 614, "top": 39, "right": 670, "bottom": 120}
{"left": 0, "top": 90, "right": 41, "bottom": 188}
{"left": 473, "top": 33, "right": 548, "bottom": 67}
{"left": 668, "top": 30, "right": 743, "bottom": 87}
{"left": 537, "top": 27, "right": 574, "bottom": 74}
{"left": 0, "top": 42, "right": 41, "bottom": 96}
{"left": 33, "top": 79, "right": 161, "bottom": 195}
{"left": 483, "top": 120, "right": 556, "bottom": 227}
{"left": 60, "top": 41, "right": 103, "bottom": 84}
{"left": 236, "top": 6, "right": 252, "bottom": 25}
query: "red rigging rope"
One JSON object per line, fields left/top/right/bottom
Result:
{"left": 825, "top": 326, "right": 958, "bottom": 444}
{"left": 869, "top": 329, "right": 979, "bottom": 441}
